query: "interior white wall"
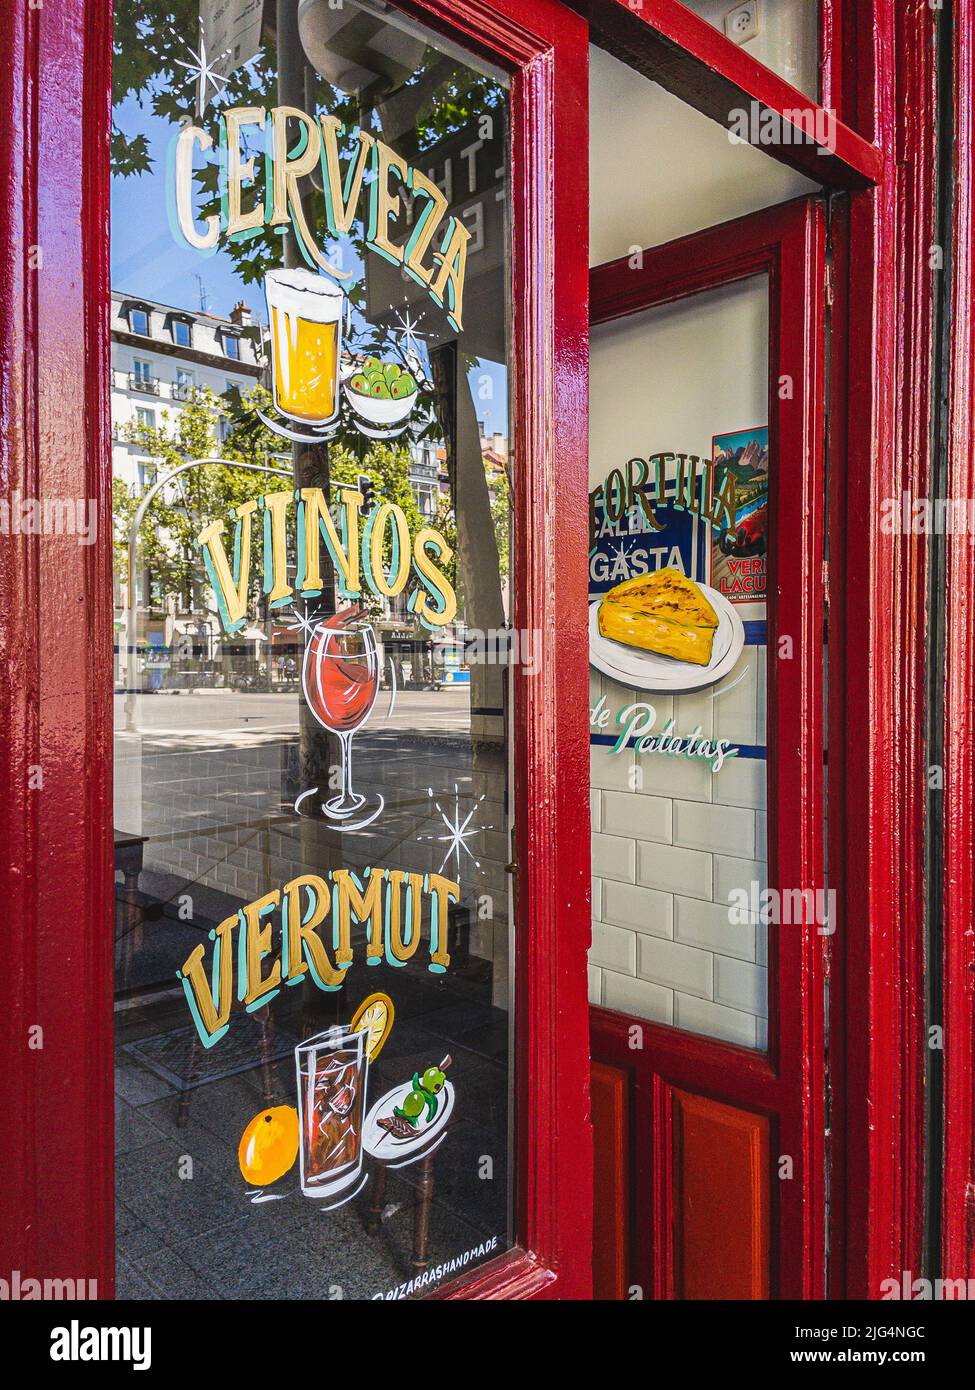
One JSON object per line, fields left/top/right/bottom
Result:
{"left": 681, "top": 0, "right": 819, "bottom": 98}
{"left": 589, "top": 277, "right": 768, "bottom": 491}
{"left": 589, "top": 45, "right": 817, "bottom": 267}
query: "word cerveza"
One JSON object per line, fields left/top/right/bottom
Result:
{"left": 50, "top": 1321, "right": 150, "bottom": 1372}
{"left": 179, "top": 867, "right": 459, "bottom": 1048}
{"left": 199, "top": 483, "right": 456, "bottom": 635}
{"left": 591, "top": 696, "right": 739, "bottom": 774}
{"left": 172, "top": 105, "right": 470, "bottom": 331}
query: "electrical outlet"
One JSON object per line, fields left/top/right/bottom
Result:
{"left": 725, "top": 2, "right": 760, "bottom": 44}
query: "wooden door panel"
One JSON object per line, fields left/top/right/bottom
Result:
{"left": 591, "top": 1061, "right": 631, "bottom": 1299}
{"left": 591, "top": 1029, "right": 772, "bottom": 1300}
{"left": 670, "top": 1088, "right": 769, "bottom": 1300}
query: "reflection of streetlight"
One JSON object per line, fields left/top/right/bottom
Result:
{"left": 124, "top": 457, "right": 291, "bottom": 731}
{"left": 296, "top": 0, "right": 425, "bottom": 99}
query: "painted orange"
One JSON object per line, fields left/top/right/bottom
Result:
{"left": 591, "top": 1061, "right": 630, "bottom": 1300}
{"left": 671, "top": 1089, "right": 770, "bottom": 1300}
{"left": 238, "top": 1105, "right": 300, "bottom": 1187}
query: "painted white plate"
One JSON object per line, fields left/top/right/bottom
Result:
{"left": 343, "top": 384, "right": 416, "bottom": 428}
{"left": 363, "top": 1079, "right": 454, "bottom": 1168}
{"left": 589, "top": 583, "right": 745, "bottom": 694}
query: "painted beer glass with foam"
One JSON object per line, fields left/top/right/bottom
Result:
{"left": 265, "top": 268, "right": 345, "bottom": 432}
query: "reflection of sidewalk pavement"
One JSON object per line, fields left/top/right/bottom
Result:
{"left": 114, "top": 726, "right": 509, "bottom": 920}
{"left": 114, "top": 688, "right": 471, "bottom": 748}
{"left": 115, "top": 959, "right": 509, "bottom": 1300}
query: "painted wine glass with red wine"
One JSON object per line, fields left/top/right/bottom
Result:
{"left": 302, "top": 612, "right": 380, "bottom": 820}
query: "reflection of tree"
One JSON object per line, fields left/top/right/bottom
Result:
{"left": 114, "top": 0, "right": 510, "bottom": 630}
{"left": 430, "top": 346, "right": 504, "bottom": 633}
{"left": 374, "top": 53, "right": 511, "bottom": 735}
{"left": 113, "top": 389, "right": 273, "bottom": 607}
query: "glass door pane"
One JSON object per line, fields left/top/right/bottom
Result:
{"left": 112, "top": 0, "right": 514, "bottom": 1299}
{"left": 589, "top": 276, "right": 770, "bottom": 1050}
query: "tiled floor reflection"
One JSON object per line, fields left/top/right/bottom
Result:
{"left": 115, "top": 957, "right": 509, "bottom": 1299}
{"left": 115, "top": 699, "right": 512, "bottom": 1298}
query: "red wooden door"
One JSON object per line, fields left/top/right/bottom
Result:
{"left": 0, "top": 0, "right": 593, "bottom": 1300}
{"left": 588, "top": 198, "right": 827, "bottom": 1300}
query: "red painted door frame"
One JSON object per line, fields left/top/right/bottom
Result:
{"left": 0, "top": 0, "right": 594, "bottom": 1301}
{"left": 826, "top": 0, "right": 937, "bottom": 1299}
{"left": 578, "top": 0, "right": 938, "bottom": 1301}
{"left": 942, "top": 0, "right": 975, "bottom": 1283}
{"left": 590, "top": 196, "right": 828, "bottom": 1300}
{"left": 0, "top": 0, "right": 116, "bottom": 1294}
{"left": 568, "top": 0, "right": 879, "bottom": 186}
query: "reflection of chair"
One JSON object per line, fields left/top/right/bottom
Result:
{"left": 114, "top": 829, "right": 147, "bottom": 956}
{"left": 114, "top": 818, "right": 281, "bottom": 1130}
{"left": 177, "top": 1006, "right": 277, "bottom": 1129}
{"left": 366, "top": 1151, "right": 436, "bottom": 1274}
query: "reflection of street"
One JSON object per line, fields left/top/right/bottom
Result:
{"left": 113, "top": 687, "right": 471, "bottom": 746}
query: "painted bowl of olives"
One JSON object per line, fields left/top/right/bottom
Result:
{"left": 344, "top": 357, "right": 418, "bottom": 428}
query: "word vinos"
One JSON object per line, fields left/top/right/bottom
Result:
{"left": 199, "top": 483, "right": 456, "bottom": 634}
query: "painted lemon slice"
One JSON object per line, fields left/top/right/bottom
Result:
{"left": 238, "top": 1105, "right": 299, "bottom": 1187}
{"left": 350, "top": 991, "right": 395, "bottom": 1061}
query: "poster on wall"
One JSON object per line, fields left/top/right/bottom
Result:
{"left": 588, "top": 447, "right": 751, "bottom": 695}
{"left": 709, "top": 426, "right": 769, "bottom": 609}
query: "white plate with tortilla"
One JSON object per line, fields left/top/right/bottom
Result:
{"left": 589, "top": 583, "right": 745, "bottom": 694}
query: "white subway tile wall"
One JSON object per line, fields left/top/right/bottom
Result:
{"left": 589, "top": 667, "right": 769, "bottom": 1050}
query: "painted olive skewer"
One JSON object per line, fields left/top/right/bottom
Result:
{"left": 376, "top": 1056, "right": 453, "bottom": 1144}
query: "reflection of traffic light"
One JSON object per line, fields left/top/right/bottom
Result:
{"left": 358, "top": 473, "right": 376, "bottom": 511}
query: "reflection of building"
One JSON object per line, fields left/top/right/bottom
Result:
{"left": 478, "top": 421, "right": 509, "bottom": 500}
{"left": 110, "top": 290, "right": 264, "bottom": 494}
{"left": 385, "top": 425, "right": 511, "bottom": 686}
{"left": 409, "top": 438, "right": 445, "bottom": 518}
{"left": 111, "top": 290, "right": 268, "bottom": 684}
{"left": 110, "top": 289, "right": 510, "bottom": 692}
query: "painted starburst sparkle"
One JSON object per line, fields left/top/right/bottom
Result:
{"left": 174, "top": 31, "right": 231, "bottom": 115}
{"left": 417, "top": 785, "right": 493, "bottom": 876}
